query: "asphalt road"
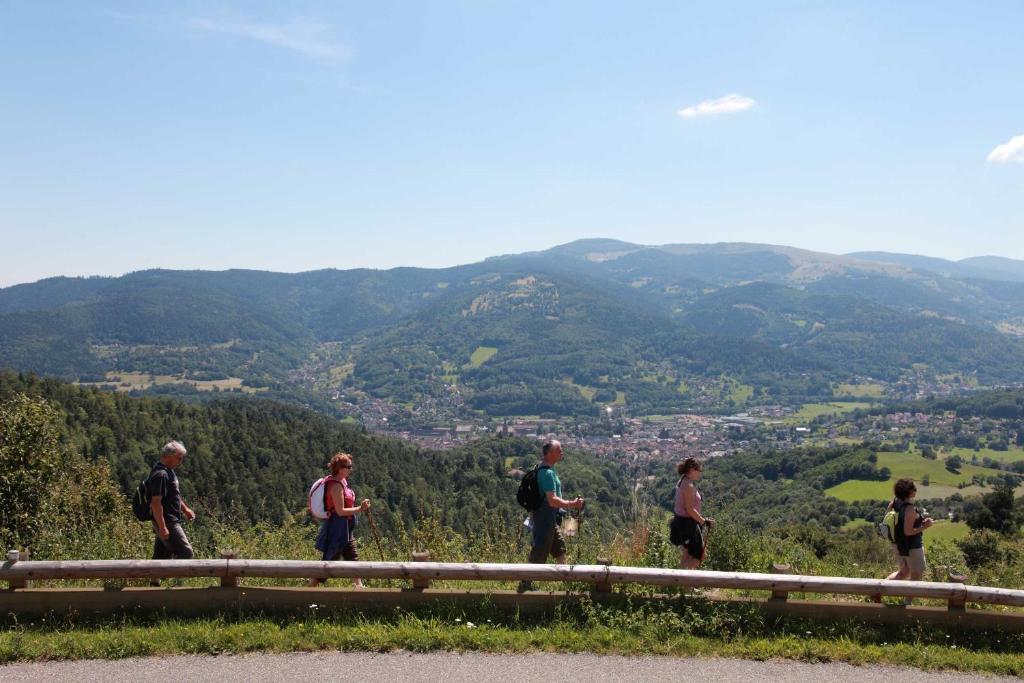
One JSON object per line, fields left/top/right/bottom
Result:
{"left": 0, "top": 652, "right": 1016, "bottom": 682}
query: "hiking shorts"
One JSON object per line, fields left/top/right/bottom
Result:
{"left": 676, "top": 517, "right": 705, "bottom": 560}
{"left": 528, "top": 523, "right": 566, "bottom": 563}
{"left": 326, "top": 539, "right": 359, "bottom": 562}
{"left": 902, "top": 547, "right": 927, "bottom": 576}
{"left": 152, "top": 522, "right": 194, "bottom": 560}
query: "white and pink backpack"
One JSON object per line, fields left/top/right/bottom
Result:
{"left": 308, "top": 475, "right": 340, "bottom": 520}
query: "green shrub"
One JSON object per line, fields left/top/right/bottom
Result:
{"left": 957, "top": 530, "right": 1004, "bottom": 569}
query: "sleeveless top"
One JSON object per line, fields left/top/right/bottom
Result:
{"left": 674, "top": 479, "right": 702, "bottom": 517}
{"left": 894, "top": 499, "right": 924, "bottom": 552}
{"left": 326, "top": 477, "right": 356, "bottom": 517}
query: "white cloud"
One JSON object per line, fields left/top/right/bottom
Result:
{"left": 987, "top": 134, "right": 1024, "bottom": 163}
{"left": 677, "top": 93, "right": 756, "bottom": 119}
{"left": 190, "top": 18, "right": 351, "bottom": 62}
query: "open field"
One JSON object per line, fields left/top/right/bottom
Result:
{"left": 728, "top": 383, "right": 754, "bottom": 404}
{"left": 826, "top": 479, "right": 982, "bottom": 502}
{"left": 561, "top": 379, "right": 597, "bottom": 401}
{"left": 840, "top": 519, "right": 969, "bottom": 551}
{"left": 465, "top": 346, "right": 498, "bottom": 369}
{"left": 786, "top": 402, "right": 869, "bottom": 424}
{"left": 835, "top": 382, "right": 886, "bottom": 398}
{"left": 925, "top": 520, "right": 971, "bottom": 548}
{"left": 77, "top": 372, "right": 264, "bottom": 394}
{"left": 944, "top": 446, "right": 1024, "bottom": 465}
{"left": 825, "top": 451, "right": 1004, "bottom": 502}
{"left": 876, "top": 451, "right": 1002, "bottom": 487}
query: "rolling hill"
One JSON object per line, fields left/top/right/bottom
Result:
{"left": 3, "top": 240, "right": 1024, "bottom": 418}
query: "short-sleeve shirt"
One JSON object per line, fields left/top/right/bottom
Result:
{"left": 537, "top": 466, "right": 561, "bottom": 501}
{"left": 145, "top": 462, "right": 182, "bottom": 524}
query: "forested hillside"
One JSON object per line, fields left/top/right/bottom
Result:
{"left": 4, "top": 241, "right": 1024, "bottom": 419}
{"left": 0, "top": 371, "right": 630, "bottom": 537}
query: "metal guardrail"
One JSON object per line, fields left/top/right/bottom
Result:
{"left": 4, "top": 557, "right": 1024, "bottom": 610}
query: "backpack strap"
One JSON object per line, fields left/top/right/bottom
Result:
{"left": 323, "top": 475, "right": 341, "bottom": 515}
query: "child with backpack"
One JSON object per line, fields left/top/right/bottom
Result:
{"left": 308, "top": 452, "right": 371, "bottom": 587}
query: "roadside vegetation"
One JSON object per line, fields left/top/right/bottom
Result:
{"left": 4, "top": 601, "right": 1024, "bottom": 675}
{"left": 4, "top": 382, "right": 1024, "bottom": 672}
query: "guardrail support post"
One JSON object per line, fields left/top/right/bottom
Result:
{"left": 5, "top": 549, "right": 27, "bottom": 590}
{"left": 411, "top": 551, "right": 431, "bottom": 590}
{"left": 220, "top": 550, "right": 238, "bottom": 587}
{"left": 771, "top": 563, "right": 792, "bottom": 601}
{"left": 947, "top": 569, "right": 967, "bottom": 611}
{"left": 595, "top": 557, "right": 613, "bottom": 593}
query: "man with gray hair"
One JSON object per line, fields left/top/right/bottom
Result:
{"left": 145, "top": 440, "right": 196, "bottom": 567}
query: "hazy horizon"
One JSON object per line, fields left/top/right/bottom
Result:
{"left": 2, "top": 237, "right": 1021, "bottom": 289}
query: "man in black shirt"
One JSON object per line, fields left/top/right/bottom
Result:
{"left": 146, "top": 440, "right": 196, "bottom": 563}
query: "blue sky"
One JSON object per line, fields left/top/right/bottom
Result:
{"left": 1, "top": 1, "right": 1022, "bottom": 287}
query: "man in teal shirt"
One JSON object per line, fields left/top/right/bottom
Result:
{"left": 520, "top": 440, "right": 585, "bottom": 590}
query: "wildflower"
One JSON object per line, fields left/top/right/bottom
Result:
{"left": 309, "top": 603, "right": 319, "bottom": 609}
{"left": 466, "top": 621, "right": 476, "bottom": 628}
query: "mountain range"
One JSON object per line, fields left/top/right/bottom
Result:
{"left": 3, "top": 240, "right": 1024, "bottom": 419}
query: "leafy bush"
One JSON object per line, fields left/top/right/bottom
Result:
{"left": 957, "top": 530, "right": 1004, "bottom": 569}
{"left": 0, "top": 391, "right": 147, "bottom": 559}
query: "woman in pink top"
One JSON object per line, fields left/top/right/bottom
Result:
{"left": 671, "top": 458, "right": 715, "bottom": 569}
{"left": 311, "top": 452, "right": 371, "bottom": 587}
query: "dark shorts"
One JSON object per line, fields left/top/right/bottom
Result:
{"left": 152, "top": 522, "right": 194, "bottom": 560}
{"left": 326, "top": 539, "right": 359, "bottom": 562}
{"left": 528, "top": 522, "right": 567, "bottom": 563}
{"left": 316, "top": 514, "right": 358, "bottom": 562}
{"left": 671, "top": 516, "right": 705, "bottom": 560}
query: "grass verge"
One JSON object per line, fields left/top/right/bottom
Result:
{"left": 2, "top": 601, "right": 1024, "bottom": 675}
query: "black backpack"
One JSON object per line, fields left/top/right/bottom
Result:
{"left": 516, "top": 465, "right": 550, "bottom": 511}
{"left": 131, "top": 476, "right": 153, "bottom": 521}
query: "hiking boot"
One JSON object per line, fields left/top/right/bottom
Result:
{"left": 516, "top": 581, "right": 534, "bottom": 593}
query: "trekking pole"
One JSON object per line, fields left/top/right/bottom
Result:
{"left": 365, "top": 507, "right": 392, "bottom": 587}
{"left": 700, "top": 519, "right": 713, "bottom": 564}
{"left": 573, "top": 501, "right": 586, "bottom": 564}
{"left": 366, "top": 508, "right": 387, "bottom": 561}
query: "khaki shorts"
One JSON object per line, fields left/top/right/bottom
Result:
{"left": 894, "top": 545, "right": 927, "bottom": 576}
{"left": 905, "top": 547, "right": 927, "bottom": 576}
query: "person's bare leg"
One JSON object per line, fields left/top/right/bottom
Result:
{"left": 353, "top": 578, "right": 364, "bottom": 588}
{"left": 886, "top": 556, "right": 910, "bottom": 581}
{"left": 876, "top": 558, "right": 909, "bottom": 602}
{"left": 681, "top": 554, "right": 701, "bottom": 570}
